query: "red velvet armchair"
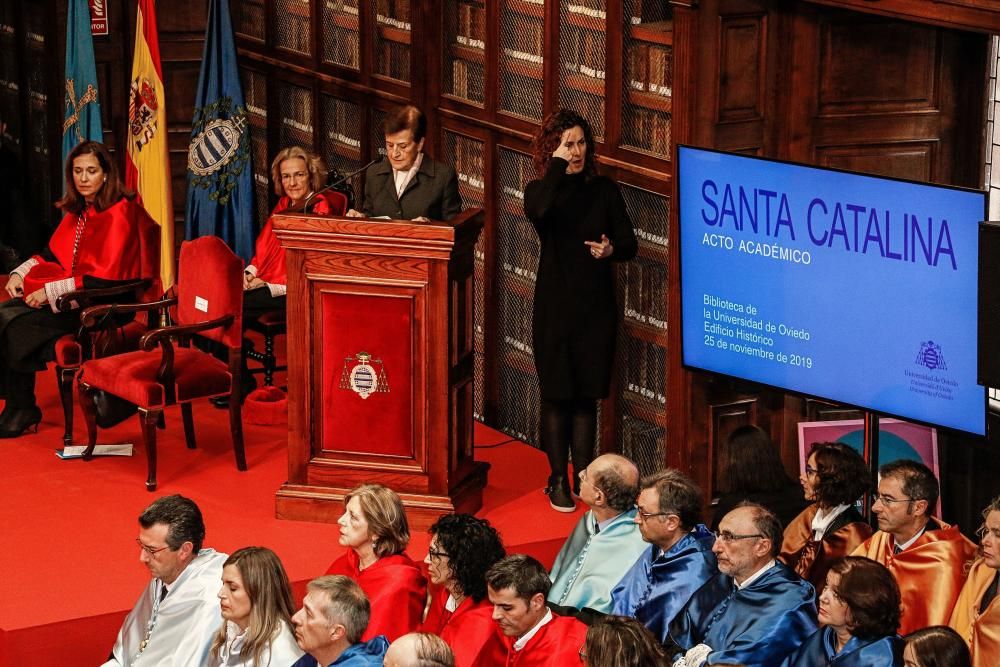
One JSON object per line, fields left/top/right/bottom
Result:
{"left": 76, "top": 237, "right": 246, "bottom": 490}
{"left": 53, "top": 210, "right": 161, "bottom": 448}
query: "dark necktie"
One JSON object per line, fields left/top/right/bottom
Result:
{"left": 893, "top": 544, "right": 903, "bottom": 555}
{"left": 594, "top": 521, "right": 600, "bottom": 535}
{"left": 160, "top": 583, "right": 169, "bottom": 603}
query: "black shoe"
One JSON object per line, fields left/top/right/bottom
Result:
{"left": 544, "top": 476, "right": 576, "bottom": 513}
{"left": 0, "top": 405, "right": 42, "bottom": 438}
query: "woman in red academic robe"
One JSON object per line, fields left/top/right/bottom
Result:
{"left": 420, "top": 514, "right": 507, "bottom": 667}
{"left": 325, "top": 483, "right": 427, "bottom": 642}
{"left": 780, "top": 441, "right": 874, "bottom": 596}
{"left": 213, "top": 146, "right": 346, "bottom": 405}
{"left": 0, "top": 141, "right": 155, "bottom": 437}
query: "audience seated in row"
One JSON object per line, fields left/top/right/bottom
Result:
{"left": 324, "top": 484, "right": 427, "bottom": 642}
{"left": 852, "top": 459, "right": 977, "bottom": 635}
{"left": 668, "top": 503, "right": 818, "bottom": 666}
{"left": 784, "top": 556, "right": 903, "bottom": 667}
{"left": 290, "top": 575, "right": 388, "bottom": 667}
{"left": 420, "top": 514, "right": 507, "bottom": 666}
{"left": 780, "top": 441, "right": 873, "bottom": 597}
{"left": 486, "top": 554, "right": 588, "bottom": 666}
{"left": 610, "top": 469, "right": 716, "bottom": 644}
{"left": 547, "top": 453, "right": 646, "bottom": 613}
{"left": 101, "top": 451, "right": 1000, "bottom": 667}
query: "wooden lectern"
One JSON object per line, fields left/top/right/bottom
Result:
{"left": 271, "top": 209, "right": 487, "bottom": 529}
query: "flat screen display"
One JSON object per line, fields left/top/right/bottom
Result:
{"left": 678, "top": 146, "right": 987, "bottom": 435}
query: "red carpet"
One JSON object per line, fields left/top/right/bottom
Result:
{"left": 0, "top": 364, "right": 579, "bottom": 666}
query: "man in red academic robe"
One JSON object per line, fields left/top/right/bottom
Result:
{"left": 486, "top": 554, "right": 588, "bottom": 667}
{"left": 852, "top": 459, "right": 976, "bottom": 635}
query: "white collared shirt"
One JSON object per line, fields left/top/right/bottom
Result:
{"left": 735, "top": 559, "right": 776, "bottom": 590}
{"left": 445, "top": 593, "right": 460, "bottom": 613}
{"left": 394, "top": 153, "right": 423, "bottom": 197}
{"left": 513, "top": 609, "right": 553, "bottom": 651}
{"left": 895, "top": 526, "right": 927, "bottom": 552}
{"left": 811, "top": 504, "right": 851, "bottom": 540}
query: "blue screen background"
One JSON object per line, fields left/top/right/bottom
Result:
{"left": 678, "top": 146, "right": 986, "bottom": 435}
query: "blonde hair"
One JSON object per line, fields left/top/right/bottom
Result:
{"left": 270, "top": 146, "right": 326, "bottom": 196}
{"left": 210, "top": 547, "right": 296, "bottom": 667}
{"left": 346, "top": 483, "right": 410, "bottom": 558}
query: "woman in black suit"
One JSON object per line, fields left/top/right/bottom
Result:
{"left": 523, "top": 108, "right": 637, "bottom": 512}
{"left": 346, "top": 105, "right": 462, "bottom": 222}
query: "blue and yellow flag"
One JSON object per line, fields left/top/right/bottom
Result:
{"left": 185, "top": 0, "right": 255, "bottom": 262}
{"left": 62, "top": 0, "right": 103, "bottom": 165}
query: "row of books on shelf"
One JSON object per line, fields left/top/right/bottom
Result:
{"left": 622, "top": 260, "right": 667, "bottom": 330}
{"left": 450, "top": 60, "right": 485, "bottom": 102}
{"left": 497, "top": 369, "right": 540, "bottom": 446}
{"left": 568, "top": 2, "right": 606, "bottom": 21}
{"left": 623, "top": 339, "right": 666, "bottom": 405}
{"left": 499, "top": 287, "right": 535, "bottom": 356}
{"left": 624, "top": 108, "right": 670, "bottom": 155}
{"left": 455, "top": 2, "right": 486, "bottom": 50}
{"left": 326, "top": 0, "right": 359, "bottom": 16}
{"left": 275, "top": 17, "right": 310, "bottom": 54}
{"left": 327, "top": 27, "right": 360, "bottom": 68}
{"left": 375, "top": 0, "right": 410, "bottom": 26}
{"left": 375, "top": 42, "right": 411, "bottom": 80}
{"left": 628, "top": 44, "right": 672, "bottom": 97}
{"left": 618, "top": 414, "right": 666, "bottom": 474}
{"left": 500, "top": 77, "right": 544, "bottom": 119}
{"left": 563, "top": 26, "right": 606, "bottom": 80}
{"left": 452, "top": 136, "right": 486, "bottom": 190}
{"left": 498, "top": 227, "right": 540, "bottom": 283}
{"left": 502, "top": 21, "right": 544, "bottom": 63}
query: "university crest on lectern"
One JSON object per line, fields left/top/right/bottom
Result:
{"left": 339, "top": 351, "right": 390, "bottom": 399}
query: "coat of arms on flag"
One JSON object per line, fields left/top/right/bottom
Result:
{"left": 128, "top": 77, "right": 159, "bottom": 151}
{"left": 187, "top": 99, "right": 250, "bottom": 206}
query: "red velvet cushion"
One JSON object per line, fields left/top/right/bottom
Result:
{"left": 79, "top": 347, "right": 231, "bottom": 409}
{"left": 176, "top": 237, "right": 244, "bottom": 349}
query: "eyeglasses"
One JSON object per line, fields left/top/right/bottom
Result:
{"left": 633, "top": 504, "right": 674, "bottom": 522}
{"left": 136, "top": 538, "right": 171, "bottom": 557}
{"left": 578, "top": 645, "right": 587, "bottom": 661}
{"left": 427, "top": 549, "right": 449, "bottom": 562}
{"left": 804, "top": 465, "right": 819, "bottom": 476}
{"left": 716, "top": 531, "right": 765, "bottom": 543}
{"left": 872, "top": 494, "right": 917, "bottom": 506}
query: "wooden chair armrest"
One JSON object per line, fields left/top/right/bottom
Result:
{"left": 80, "top": 297, "right": 178, "bottom": 328}
{"left": 55, "top": 279, "right": 153, "bottom": 312}
{"left": 139, "top": 315, "right": 235, "bottom": 352}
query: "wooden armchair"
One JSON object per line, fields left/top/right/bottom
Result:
{"left": 76, "top": 237, "right": 246, "bottom": 490}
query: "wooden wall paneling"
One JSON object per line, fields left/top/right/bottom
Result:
{"left": 666, "top": 0, "right": 700, "bottom": 476}
{"left": 803, "top": 0, "right": 1000, "bottom": 35}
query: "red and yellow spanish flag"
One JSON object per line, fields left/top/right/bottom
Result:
{"left": 126, "top": 0, "right": 175, "bottom": 288}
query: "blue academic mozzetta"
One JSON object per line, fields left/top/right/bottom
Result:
{"left": 677, "top": 145, "right": 987, "bottom": 436}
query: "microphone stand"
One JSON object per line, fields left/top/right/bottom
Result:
{"left": 293, "top": 158, "right": 381, "bottom": 214}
